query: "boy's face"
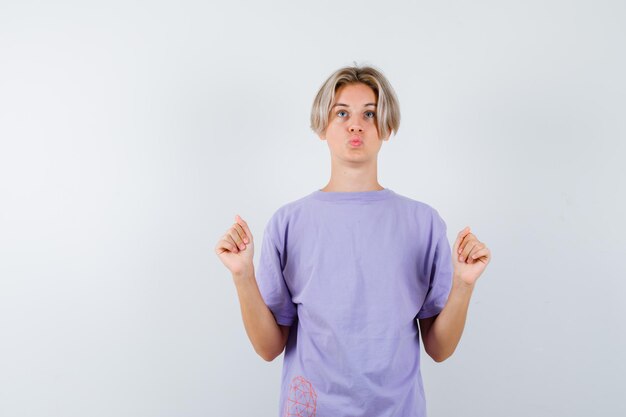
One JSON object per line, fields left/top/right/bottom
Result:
{"left": 318, "top": 82, "right": 387, "bottom": 164}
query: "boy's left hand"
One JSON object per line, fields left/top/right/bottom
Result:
{"left": 452, "top": 226, "right": 491, "bottom": 286}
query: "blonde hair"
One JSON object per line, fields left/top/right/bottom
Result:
{"left": 310, "top": 64, "right": 400, "bottom": 140}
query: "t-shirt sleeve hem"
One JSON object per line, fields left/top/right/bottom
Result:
{"left": 274, "top": 314, "right": 296, "bottom": 326}
{"left": 416, "top": 308, "right": 443, "bottom": 319}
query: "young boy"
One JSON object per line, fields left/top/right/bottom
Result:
{"left": 215, "top": 64, "right": 491, "bottom": 417}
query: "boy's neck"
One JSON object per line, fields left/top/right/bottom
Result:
{"left": 320, "top": 177, "right": 384, "bottom": 193}
{"left": 320, "top": 157, "right": 383, "bottom": 192}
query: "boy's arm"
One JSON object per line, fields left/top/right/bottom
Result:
{"left": 419, "top": 226, "right": 491, "bottom": 362}
{"left": 233, "top": 265, "right": 290, "bottom": 362}
{"left": 418, "top": 276, "right": 474, "bottom": 362}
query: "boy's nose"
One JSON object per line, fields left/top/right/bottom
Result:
{"left": 349, "top": 125, "right": 363, "bottom": 133}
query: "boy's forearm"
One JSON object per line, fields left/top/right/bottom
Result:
{"left": 424, "top": 273, "right": 475, "bottom": 362}
{"left": 233, "top": 265, "right": 286, "bottom": 361}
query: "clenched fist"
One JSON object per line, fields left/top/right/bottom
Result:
{"left": 215, "top": 214, "right": 254, "bottom": 276}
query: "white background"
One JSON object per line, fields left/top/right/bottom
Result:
{"left": 1, "top": 0, "right": 625, "bottom": 416}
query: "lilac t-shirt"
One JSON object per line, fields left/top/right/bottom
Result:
{"left": 256, "top": 188, "right": 453, "bottom": 417}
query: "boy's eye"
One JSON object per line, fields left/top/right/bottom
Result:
{"left": 336, "top": 110, "right": 375, "bottom": 118}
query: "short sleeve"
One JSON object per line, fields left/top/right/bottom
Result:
{"left": 255, "top": 215, "right": 297, "bottom": 326}
{"left": 417, "top": 213, "right": 453, "bottom": 319}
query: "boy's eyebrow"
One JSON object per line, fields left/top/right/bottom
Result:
{"left": 331, "top": 102, "right": 377, "bottom": 108}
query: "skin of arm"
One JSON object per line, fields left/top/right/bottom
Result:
{"left": 418, "top": 276, "right": 474, "bottom": 362}
{"left": 216, "top": 215, "right": 290, "bottom": 362}
{"left": 233, "top": 265, "right": 291, "bottom": 362}
{"left": 418, "top": 226, "right": 491, "bottom": 362}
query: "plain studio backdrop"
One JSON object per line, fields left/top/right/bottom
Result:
{"left": 1, "top": 0, "right": 625, "bottom": 416}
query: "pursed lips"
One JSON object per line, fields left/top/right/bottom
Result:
{"left": 349, "top": 136, "right": 362, "bottom": 144}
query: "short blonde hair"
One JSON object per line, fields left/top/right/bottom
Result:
{"left": 310, "top": 64, "right": 400, "bottom": 140}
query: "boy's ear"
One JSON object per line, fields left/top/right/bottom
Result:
{"left": 318, "top": 130, "right": 326, "bottom": 141}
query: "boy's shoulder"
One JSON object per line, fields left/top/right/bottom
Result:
{"left": 391, "top": 190, "right": 439, "bottom": 212}
{"left": 389, "top": 191, "right": 447, "bottom": 230}
{"left": 262, "top": 192, "right": 313, "bottom": 232}
{"left": 269, "top": 192, "right": 313, "bottom": 217}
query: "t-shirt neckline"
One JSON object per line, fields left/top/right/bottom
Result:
{"left": 310, "top": 187, "right": 395, "bottom": 201}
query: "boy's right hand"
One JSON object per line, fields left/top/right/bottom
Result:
{"left": 215, "top": 214, "right": 254, "bottom": 276}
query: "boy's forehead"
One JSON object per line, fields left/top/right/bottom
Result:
{"left": 333, "top": 83, "right": 377, "bottom": 104}
{"left": 331, "top": 102, "right": 377, "bottom": 108}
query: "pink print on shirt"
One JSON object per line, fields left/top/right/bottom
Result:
{"left": 283, "top": 375, "right": 317, "bottom": 417}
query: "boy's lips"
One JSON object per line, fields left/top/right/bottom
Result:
{"left": 349, "top": 136, "right": 363, "bottom": 146}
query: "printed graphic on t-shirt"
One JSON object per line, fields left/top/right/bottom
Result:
{"left": 283, "top": 375, "right": 317, "bottom": 417}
